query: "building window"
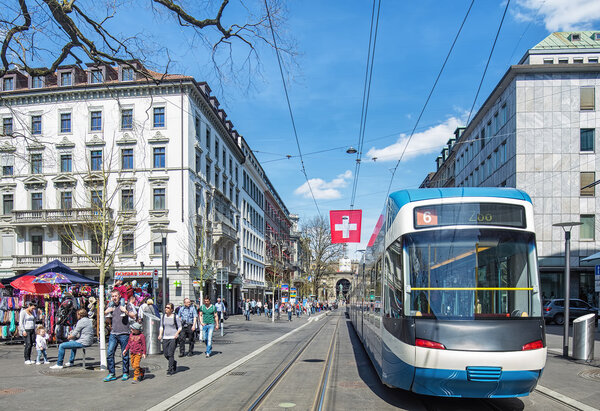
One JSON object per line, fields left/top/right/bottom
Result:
{"left": 61, "top": 237, "right": 72, "bottom": 255}
{"left": 3, "top": 78, "right": 13, "bottom": 91}
{"left": 90, "top": 69, "right": 103, "bottom": 83}
{"left": 574, "top": 58, "right": 584, "bottom": 64}
{"left": 121, "top": 109, "right": 133, "bottom": 130}
{"left": 3, "top": 194, "right": 13, "bottom": 214}
{"left": 91, "top": 236, "right": 100, "bottom": 254}
{"left": 31, "top": 115, "right": 42, "bottom": 135}
{"left": 60, "top": 154, "right": 72, "bottom": 173}
{"left": 153, "top": 241, "right": 162, "bottom": 255}
{"left": 206, "top": 129, "right": 211, "bottom": 149}
{"left": 580, "top": 215, "right": 595, "bottom": 240}
{"left": 580, "top": 129, "right": 595, "bottom": 151}
{"left": 195, "top": 153, "right": 201, "bottom": 173}
{"left": 60, "top": 191, "right": 72, "bottom": 209}
{"left": 2, "top": 165, "right": 13, "bottom": 176}
{"left": 153, "top": 188, "right": 165, "bottom": 210}
{"left": 222, "top": 149, "right": 226, "bottom": 168}
{"left": 215, "top": 141, "right": 219, "bottom": 162}
{"left": 580, "top": 87, "right": 595, "bottom": 110}
{"left": 91, "top": 190, "right": 103, "bottom": 208}
{"left": 31, "top": 235, "right": 43, "bottom": 255}
{"left": 486, "top": 121, "right": 491, "bottom": 140}
{"left": 543, "top": 58, "right": 554, "bottom": 64}
{"left": 3, "top": 117, "right": 12, "bottom": 135}
{"left": 122, "top": 233, "right": 134, "bottom": 254}
{"left": 122, "top": 189, "right": 134, "bottom": 210}
{"left": 31, "top": 153, "right": 42, "bottom": 174}
{"left": 32, "top": 76, "right": 44, "bottom": 88}
{"left": 195, "top": 116, "right": 201, "bottom": 139}
{"left": 90, "top": 111, "right": 102, "bottom": 131}
{"left": 90, "top": 150, "right": 102, "bottom": 171}
{"left": 580, "top": 172, "right": 595, "bottom": 196}
{"left": 153, "top": 107, "right": 165, "bottom": 127}
{"left": 480, "top": 129, "right": 485, "bottom": 148}
{"left": 500, "top": 142, "right": 507, "bottom": 163}
{"left": 121, "top": 148, "right": 133, "bottom": 170}
{"left": 153, "top": 147, "right": 165, "bottom": 168}
{"left": 493, "top": 112, "right": 499, "bottom": 134}
{"left": 31, "top": 192, "right": 43, "bottom": 210}
{"left": 558, "top": 58, "right": 569, "bottom": 64}
{"left": 206, "top": 163, "right": 211, "bottom": 184}
{"left": 501, "top": 104, "right": 507, "bottom": 124}
{"left": 60, "top": 72, "right": 72, "bottom": 86}
{"left": 122, "top": 67, "right": 134, "bottom": 81}
{"left": 589, "top": 57, "right": 599, "bottom": 64}
{"left": 60, "top": 113, "right": 71, "bottom": 133}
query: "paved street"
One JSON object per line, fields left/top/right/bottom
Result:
{"left": 1, "top": 311, "right": 598, "bottom": 410}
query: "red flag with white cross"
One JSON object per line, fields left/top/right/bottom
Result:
{"left": 330, "top": 210, "right": 362, "bottom": 243}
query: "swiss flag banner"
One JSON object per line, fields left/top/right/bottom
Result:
{"left": 330, "top": 210, "right": 362, "bottom": 243}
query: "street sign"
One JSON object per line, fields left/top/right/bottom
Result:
{"left": 216, "top": 269, "right": 228, "bottom": 284}
{"left": 153, "top": 280, "right": 159, "bottom": 288}
{"left": 595, "top": 265, "right": 600, "bottom": 292}
{"left": 153, "top": 269, "right": 158, "bottom": 280}
{"left": 290, "top": 287, "right": 297, "bottom": 298}
{"left": 226, "top": 284, "right": 232, "bottom": 289}
{"left": 281, "top": 284, "right": 289, "bottom": 292}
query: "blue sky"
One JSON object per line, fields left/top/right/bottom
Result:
{"left": 203, "top": 0, "right": 600, "bottom": 256}
{"left": 30, "top": 0, "right": 600, "bottom": 256}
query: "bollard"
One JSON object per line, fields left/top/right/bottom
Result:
{"left": 143, "top": 313, "right": 162, "bottom": 355}
{"left": 572, "top": 313, "right": 595, "bottom": 361}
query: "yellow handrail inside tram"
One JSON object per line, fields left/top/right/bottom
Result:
{"left": 410, "top": 287, "right": 533, "bottom": 291}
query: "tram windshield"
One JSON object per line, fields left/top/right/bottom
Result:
{"left": 405, "top": 228, "right": 541, "bottom": 319}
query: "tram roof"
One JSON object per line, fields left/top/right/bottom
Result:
{"left": 389, "top": 188, "right": 532, "bottom": 210}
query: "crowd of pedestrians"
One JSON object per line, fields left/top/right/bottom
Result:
{"left": 25, "top": 277, "right": 336, "bottom": 385}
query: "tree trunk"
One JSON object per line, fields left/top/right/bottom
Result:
{"left": 98, "top": 283, "right": 107, "bottom": 369}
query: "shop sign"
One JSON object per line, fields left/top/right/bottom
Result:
{"left": 290, "top": 287, "right": 297, "bottom": 297}
{"left": 115, "top": 271, "right": 153, "bottom": 278}
{"left": 281, "top": 284, "right": 289, "bottom": 292}
{"left": 595, "top": 265, "right": 600, "bottom": 292}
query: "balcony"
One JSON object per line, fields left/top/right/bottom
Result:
{"left": 12, "top": 208, "right": 114, "bottom": 226}
{"left": 13, "top": 254, "right": 103, "bottom": 270}
{"left": 213, "top": 259, "right": 238, "bottom": 274}
{"left": 212, "top": 221, "right": 237, "bottom": 243}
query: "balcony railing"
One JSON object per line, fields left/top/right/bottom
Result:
{"left": 12, "top": 208, "right": 113, "bottom": 225}
{"left": 212, "top": 221, "right": 237, "bottom": 242}
{"left": 13, "top": 254, "right": 103, "bottom": 268}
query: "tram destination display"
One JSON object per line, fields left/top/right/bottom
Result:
{"left": 414, "top": 202, "right": 525, "bottom": 229}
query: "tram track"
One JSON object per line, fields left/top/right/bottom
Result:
{"left": 247, "top": 315, "right": 340, "bottom": 411}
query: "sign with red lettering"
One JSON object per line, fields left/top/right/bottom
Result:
{"left": 330, "top": 210, "right": 362, "bottom": 243}
{"left": 114, "top": 271, "right": 153, "bottom": 278}
{"left": 416, "top": 209, "right": 438, "bottom": 226}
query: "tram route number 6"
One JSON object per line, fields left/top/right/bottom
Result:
{"left": 417, "top": 209, "right": 438, "bottom": 226}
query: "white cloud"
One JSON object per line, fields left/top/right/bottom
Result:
{"left": 515, "top": 0, "right": 600, "bottom": 31}
{"left": 294, "top": 170, "right": 352, "bottom": 200}
{"left": 366, "top": 117, "right": 462, "bottom": 162}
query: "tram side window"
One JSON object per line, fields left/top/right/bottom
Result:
{"left": 373, "top": 259, "right": 382, "bottom": 326}
{"left": 385, "top": 240, "right": 403, "bottom": 319}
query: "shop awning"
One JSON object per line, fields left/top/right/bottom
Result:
{"left": 582, "top": 252, "right": 600, "bottom": 262}
{"left": 1, "top": 259, "right": 99, "bottom": 285}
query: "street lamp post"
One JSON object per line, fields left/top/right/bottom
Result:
{"left": 153, "top": 228, "right": 177, "bottom": 314}
{"left": 553, "top": 221, "right": 582, "bottom": 357}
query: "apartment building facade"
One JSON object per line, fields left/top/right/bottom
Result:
{"left": 0, "top": 61, "right": 291, "bottom": 307}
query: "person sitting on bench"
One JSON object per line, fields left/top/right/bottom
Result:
{"left": 50, "top": 308, "right": 94, "bottom": 369}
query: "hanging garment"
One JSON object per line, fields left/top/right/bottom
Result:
{"left": 9, "top": 310, "right": 16, "bottom": 333}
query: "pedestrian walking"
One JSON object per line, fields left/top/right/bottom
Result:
{"left": 257, "top": 300, "right": 262, "bottom": 316}
{"left": 244, "top": 299, "right": 251, "bottom": 321}
{"left": 19, "top": 302, "right": 37, "bottom": 365}
{"left": 215, "top": 298, "right": 225, "bottom": 323}
{"left": 123, "top": 322, "right": 146, "bottom": 383}
{"left": 103, "top": 290, "right": 137, "bottom": 381}
{"left": 287, "top": 303, "right": 293, "bottom": 321}
{"left": 200, "top": 297, "right": 219, "bottom": 357}
{"left": 158, "top": 303, "right": 181, "bottom": 376}
{"left": 50, "top": 308, "right": 94, "bottom": 369}
{"left": 35, "top": 325, "right": 49, "bottom": 364}
{"left": 177, "top": 298, "right": 198, "bottom": 357}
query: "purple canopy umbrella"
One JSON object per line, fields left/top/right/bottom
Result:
{"left": 33, "top": 272, "right": 72, "bottom": 284}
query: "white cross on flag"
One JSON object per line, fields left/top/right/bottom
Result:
{"left": 329, "top": 210, "right": 362, "bottom": 243}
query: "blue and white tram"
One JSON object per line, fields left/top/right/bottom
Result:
{"left": 349, "top": 188, "right": 546, "bottom": 398}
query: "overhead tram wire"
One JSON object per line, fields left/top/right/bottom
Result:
{"left": 350, "top": 0, "right": 382, "bottom": 209}
{"left": 466, "top": 0, "right": 511, "bottom": 125}
{"left": 386, "top": 0, "right": 475, "bottom": 198}
{"left": 264, "top": 0, "right": 322, "bottom": 218}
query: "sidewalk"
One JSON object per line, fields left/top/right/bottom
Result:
{"left": 0, "top": 311, "right": 318, "bottom": 410}
{"left": 539, "top": 325, "right": 600, "bottom": 409}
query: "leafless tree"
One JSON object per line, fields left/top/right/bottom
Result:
{"left": 0, "top": 0, "right": 294, "bottom": 87}
{"left": 300, "top": 215, "right": 343, "bottom": 298}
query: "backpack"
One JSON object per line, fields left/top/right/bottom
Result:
{"left": 161, "top": 313, "right": 179, "bottom": 330}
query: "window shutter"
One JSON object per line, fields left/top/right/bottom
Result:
{"left": 580, "top": 87, "right": 595, "bottom": 110}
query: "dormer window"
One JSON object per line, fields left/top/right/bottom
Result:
{"left": 122, "top": 67, "right": 134, "bottom": 81}
{"left": 61, "top": 72, "right": 72, "bottom": 86}
{"left": 595, "top": 33, "right": 600, "bottom": 41}
{"left": 571, "top": 33, "right": 581, "bottom": 41}
{"left": 32, "top": 76, "right": 44, "bottom": 88}
{"left": 558, "top": 58, "right": 569, "bottom": 64}
{"left": 90, "top": 69, "right": 103, "bottom": 84}
{"left": 3, "top": 77, "right": 13, "bottom": 91}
